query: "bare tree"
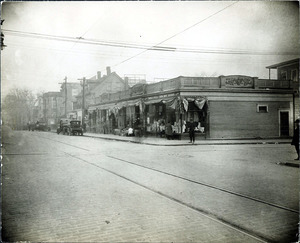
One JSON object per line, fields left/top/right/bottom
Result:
{"left": 2, "top": 88, "right": 36, "bottom": 130}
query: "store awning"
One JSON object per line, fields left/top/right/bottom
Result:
{"left": 144, "top": 96, "right": 176, "bottom": 105}
{"left": 182, "top": 97, "right": 207, "bottom": 112}
{"left": 88, "top": 106, "right": 97, "bottom": 112}
{"left": 126, "top": 99, "right": 141, "bottom": 107}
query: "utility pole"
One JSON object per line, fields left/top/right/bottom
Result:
{"left": 58, "top": 77, "right": 68, "bottom": 118}
{"left": 78, "top": 77, "right": 86, "bottom": 126}
{"left": 64, "top": 76, "right": 67, "bottom": 117}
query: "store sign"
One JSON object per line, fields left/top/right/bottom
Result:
{"left": 223, "top": 76, "right": 253, "bottom": 88}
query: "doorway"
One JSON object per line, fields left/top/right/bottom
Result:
{"left": 279, "top": 111, "right": 289, "bottom": 137}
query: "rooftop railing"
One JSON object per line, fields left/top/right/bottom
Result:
{"left": 92, "top": 76, "right": 293, "bottom": 105}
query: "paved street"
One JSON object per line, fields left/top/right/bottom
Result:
{"left": 2, "top": 127, "right": 299, "bottom": 243}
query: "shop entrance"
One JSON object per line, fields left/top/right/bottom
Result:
{"left": 279, "top": 111, "right": 289, "bottom": 137}
{"left": 182, "top": 100, "right": 208, "bottom": 135}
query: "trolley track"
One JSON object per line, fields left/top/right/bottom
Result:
{"left": 64, "top": 151, "right": 269, "bottom": 243}
{"left": 106, "top": 155, "right": 298, "bottom": 214}
{"left": 38, "top": 134, "right": 297, "bottom": 214}
{"left": 30, "top": 133, "right": 298, "bottom": 242}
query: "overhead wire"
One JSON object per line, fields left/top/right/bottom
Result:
{"left": 3, "top": 2, "right": 298, "bottom": 86}
{"left": 111, "top": 1, "right": 240, "bottom": 69}
{"left": 7, "top": 41, "right": 289, "bottom": 67}
{"left": 4, "top": 29, "right": 297, "bottom": 56}
{"left": 3, "top": 14, "right": 298, "bottom": 57}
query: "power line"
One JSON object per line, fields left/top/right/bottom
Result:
{"left": 111, "top": 1, "right": 240, "bottom": 68}
{"left": 4, "top": 24, "right": 298, "bottom": 56}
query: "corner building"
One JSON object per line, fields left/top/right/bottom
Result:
{"left": 87, "top": 75, "right": 294, "bottom": 139}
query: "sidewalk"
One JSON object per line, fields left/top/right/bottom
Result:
{"left": 83, "top": 132, "right": 291, "bottom": 146}
{"left": 83, "top": 132, "right": 300, "bottom": 168}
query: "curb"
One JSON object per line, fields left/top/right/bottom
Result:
{"left": 277, "top": 162, "right": 300, "bottom": 168}
{"left": 84, "top": 134, "right": 291, "bottom": 146}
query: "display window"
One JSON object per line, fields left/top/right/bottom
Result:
{"left": 182, "top": 101, "right": 207, "bottom": 134}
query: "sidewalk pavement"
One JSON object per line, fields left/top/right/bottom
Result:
{"left": 83, "top": 132, "right": 292, "bottom": 146}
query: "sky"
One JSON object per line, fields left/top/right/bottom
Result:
{"left": 1, "top": 1, "right": 299, "bottom": 97}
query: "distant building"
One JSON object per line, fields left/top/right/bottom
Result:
{"left": 59, "top": 81, "right": 81, "bottom": 118}
{"left": 73, "top": 67, "right": 129, "bottom": 128}
{"left": 42, "top": 91, "right": 64, "bottom": 129}
{"left": 32, "top": 96, "right": 44, "bottom": 123}
{"left": 124, "top": 74, "right": 146, "bottom": 87}
{"left": 266, "top": 58, "right": 299, "bottom": 120}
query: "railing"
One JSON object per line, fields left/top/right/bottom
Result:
{"left": 181, "top": 77, "right": 220, "bottom": 88}
{"left": 146, "top": 82, "right": 162, "bottom": 93}
{"left": 92, "top": 77, "right": 292, "bottom": 105}
{"left": 255, "top": 79, "right": 291, "bottom": 89}
{"left": 161, "top": 78, "right": 180, "bottom": 91}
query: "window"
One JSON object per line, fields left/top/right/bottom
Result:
{"left": 280, "top": 71, "right": 287, "bottom": 80}
{"left": 257, "top": 105, "right": 268, "bottom": 113}
{"left": 291, "top": 69, "right": 298, "bottom": 82}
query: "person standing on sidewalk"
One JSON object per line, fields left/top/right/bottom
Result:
{"left": 291, "top": 119, "right": 299, "bottom": 160}
{"left": 188, "top": 118, "right": 196, "bottom": 144}
{"left": 165, "top": 121, "right": 173, "bottom": 140}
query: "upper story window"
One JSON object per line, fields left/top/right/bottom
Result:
{"left": 280, "top": 71, "right": 287, "bottom": 80}
{"left": 291, "top": 69, "right": 298, "bottom": 82}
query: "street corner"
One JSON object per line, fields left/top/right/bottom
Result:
{"left": 277, "top": 160, "right": 300, "bottom": 168}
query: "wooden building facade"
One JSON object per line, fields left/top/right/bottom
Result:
{"left": 87, "top": 75, "right": 294, "bottom": 139}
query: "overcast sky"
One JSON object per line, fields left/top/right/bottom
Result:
{"left": 1, "top": 1, "right": 299, "bottom": 96}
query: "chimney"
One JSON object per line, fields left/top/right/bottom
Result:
{"left": 97, "top": 71, "right": 101, "bottom": 80}
{"left": 106, "top": 66, "right": 111, "bottom": 75}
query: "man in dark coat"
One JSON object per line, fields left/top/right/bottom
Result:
{"left": 188, "top": 119, "right": 196, "bottom": 144}
{"left": 165, "top": 121, "right": 173, "bottom": 140}
{"left": 291, "top": 119, "right": 299, "bottom": 160}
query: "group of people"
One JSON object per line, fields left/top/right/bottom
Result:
{"left": 118, "top": 119, "right": 300, "bottom": 152}
{"left": 161, "top": 119, "right": 197, "bottom": 143}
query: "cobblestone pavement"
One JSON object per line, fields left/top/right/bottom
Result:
{"left": 2, "top": 128, "right": 299, "bottom": 242}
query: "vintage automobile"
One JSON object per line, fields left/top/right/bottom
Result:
{"left": 69, "top": 120, "right": 84, "bottom": 136}
{"left": 57, "top": 119, "right": 71, "bottom": 135}
{"left": 30, "top": 121, "right": 50, "bottom": 131}
{"left": 57, "top": 119, "right": 83, "bottom": 136}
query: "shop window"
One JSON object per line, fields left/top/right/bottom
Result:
{"left": 257, "top": 105, "right": 268, "bottom": 113}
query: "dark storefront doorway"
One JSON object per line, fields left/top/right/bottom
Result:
{"left": 280, "top": 111, "right": 289, "bottom": 137}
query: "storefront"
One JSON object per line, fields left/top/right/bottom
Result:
{"left": 86, "top": 75, "right": 294, "bottom": 139}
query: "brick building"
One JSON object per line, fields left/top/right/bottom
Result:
{"left": 43, "top": 92, "right": 64, "bottom": 129}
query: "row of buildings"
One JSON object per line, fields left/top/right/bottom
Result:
{"left": 33, "top": 58, "right": 299, "bottom": 139}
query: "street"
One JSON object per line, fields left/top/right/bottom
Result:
{"left": 2, "top": 127, "right": 299, "bottom": 243}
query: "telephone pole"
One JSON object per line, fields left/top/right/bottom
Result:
{"left": 58, "top": 77, "right": 68, "bottom": 118}
{"left": 64, "top": 76, "right": 67, "bottom": 117}
{"left": 78, "top": 77, "right": 86, "bottom": 125}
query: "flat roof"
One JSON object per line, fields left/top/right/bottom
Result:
{"left": 266, "top": 58, "right": 299, "bottom": 69}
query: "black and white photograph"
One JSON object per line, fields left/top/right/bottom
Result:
{"left": 1, "top": 1, "right": 299, "bottom": 242}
